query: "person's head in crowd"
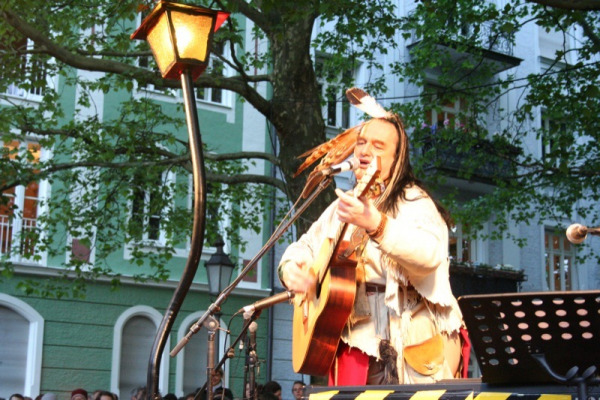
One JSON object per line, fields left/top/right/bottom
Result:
{"left": 210, "top": 367, "right": 224, "bottom": 388}
{"left": 162, "top": 394, "right": 177, "bottom": 400}
{"left": 10, "top": 395, "right": 24, "bottom": 400}
{"left": 41, "top": 394, "right": 57, "bottom": 400}
{"left": 71, "top": 389, "right": 88, "bottom": 400}
{"left": 291, "top": 382, "right": 305, "bottom": 400}
{"left": 261, "top": 381, "right": 281, "bottom": 400}
{"left": 130, "top": 387, "right": 146, "bottom": 400}
{"left": 96, "top": 391, "right": 115, "bottom": 400}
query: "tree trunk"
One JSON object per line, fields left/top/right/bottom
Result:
{"left": 267, "top": 12, "right": 337, "bottom": 234}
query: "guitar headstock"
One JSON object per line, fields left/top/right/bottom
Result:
{"left": 353, "top": 157, "right": 381, "bottom": 198}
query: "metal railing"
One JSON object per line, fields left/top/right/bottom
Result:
{"left": 0, "top": 214, "right": 38, "bottom": 258}
{"left": 409, "top": 21, "right": 514, "bottom": 56}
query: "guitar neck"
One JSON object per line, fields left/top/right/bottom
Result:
{"left": 317, "top": 220, "right": 349, "bottom": 284}
{"left": 316, "top": 157, "right": 381, "bottom": 284}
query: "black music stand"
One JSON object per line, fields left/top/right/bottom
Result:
{"left": 458, "top": 291, "right": 600, "bottom": 397}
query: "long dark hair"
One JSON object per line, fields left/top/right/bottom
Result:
{"left": 374, "top": 115, "right": 452, "bottom": 227}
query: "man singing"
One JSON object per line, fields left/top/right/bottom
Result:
{"left": 278, "top": 90, "right": 465, "bottom": 385}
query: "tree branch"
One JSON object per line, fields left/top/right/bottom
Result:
{"left": 1, "top": 7, "right": 273, "bottom": 116}
{"left": 1, "top": 8, "right": 148, "bottom": 79}
{"left": 206, "top": 172, "right": 286, "bottom": 192}
{"left": 1, "top": 159, "right": 286, "bottom": 193}
{"left": 578, "top": 16, "right": 600, "bottom": 49}
{"left": 527, "top": 0, "right": 600, "bottom": 10}
{"left": 205, "top": 151, "right": 280, "bottom": 166}
{"left": 217, "top": 0, "right": 271, "bottom": 34}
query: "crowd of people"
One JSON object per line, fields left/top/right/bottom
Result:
{"left": 4, "top": 389, "right": 124, "bottom": 400}
{"left": 4, "top": 376, "right": 306, "bottom": 400}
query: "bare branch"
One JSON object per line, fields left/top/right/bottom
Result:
{"left": 206, "top": 172, "right": 286, "bottom": 192}
{"left": 205, "top": 151, "right": 279, "bottom": 166}
{"left": 527, "top": 0, "right": 600, "bottom": 10}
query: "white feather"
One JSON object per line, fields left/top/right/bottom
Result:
{"left": 346, "top": 87, "right": 392, "bottom": 119}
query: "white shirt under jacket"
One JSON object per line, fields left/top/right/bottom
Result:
{"left": 279, "top": 185, "right": 464, "bottom": 382}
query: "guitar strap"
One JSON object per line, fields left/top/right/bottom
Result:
{"left": 340, "top": 177, "right": 383, "bottom": 259}
{"left": 344, "top": 178, "right": 385, "bottom": 326}
{"left": 348, "top": 233, "right": 371, "bottom": 325}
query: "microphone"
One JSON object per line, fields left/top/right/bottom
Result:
{"left": 240, "top": 291, "right": 294, "bottom": 318}
{"left": 248, "top": 321, "right": 257, "bottom": 350}
{"left": 322, "top": 157, "right": 359, "bottom": 176}
{"left": 566, "top": 223, "right": 600, "bottom": 244}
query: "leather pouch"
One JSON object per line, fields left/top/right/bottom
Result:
{"left": 403, "top": 332, "right": 444, "bottom": 376}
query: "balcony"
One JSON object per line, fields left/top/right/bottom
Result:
{"left": 408, "top": 22, "right": 522, "bottom": 76}
{"left": 1, "top": 214, "right": 38, "bottom": 261}
{"left": 450, "top": 261, "right": 526, "bottom": 296}
{"left": 414, "top": 128, "right": 521, "bottom": 184}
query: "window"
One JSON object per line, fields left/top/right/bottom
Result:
{"left": 1, "top": 37, "right": 46, "bottom": 99}
{"left": 175, "top": 311, "right": 229, "bottom": 396}
{"left": 322, "top": 84, "right": 350, "bottom": 129}
{"left": 195, "top": 42, "right": 230, "bottom": 106}
{"left": 315, "top": 58, "right": 352, "bottom": 129}
{"left": 449, "top": 224, "right": 475, "bottom": 263}
{"left": 0, "top": 305, "right": 29, "bottom": 394}
{"left": 424, "top": 85, "right": 469, "bottom": 130}
{"left": 544, "top": 229, "right": 575, "bottom": 291}
{"left": 1, "top": 141, "right": 42, "bottom": 261}
{"left": 181, "top": 318, "right": 209, "bottom": 394}
{"left": 112, "top": 306, "right": 169, "bottom": 398}
{"left": 129, "top": 171, "right": 174, "bottom": 245}
{"left": 540, "top": 111, "right": 567, "bottom": 168}
{"left": 0, "top": 293, "right": 44, "bottom": 396}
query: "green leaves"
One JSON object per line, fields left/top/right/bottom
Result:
{"left": 2, "top": 0, "right": 600, "bottom": 297}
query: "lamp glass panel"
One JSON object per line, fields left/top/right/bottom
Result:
{"left": 219, "top": 264, "right": 233, "bottom": 292}
{"left": 171, "top": 12, "right": 213, "bottom": 62}
{"left": 147, "top": 13, "right": 175, "bottom": 75}
{"left": 206, "top": 264, "right": 220, "bottom": 295}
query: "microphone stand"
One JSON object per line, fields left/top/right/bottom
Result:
{"left": 244, "top": 321, "right": 259, "bottom": 400}
{"left": 193, "top": 313, "right": 262, "bottom": 400}
{"left": 246, "top": 340, "right": 258, "bottom": 400}
{"left": 170, "top": 175, "right": 334, "bottom": 358}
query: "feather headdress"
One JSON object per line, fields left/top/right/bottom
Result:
{"left": 294, "top": 88, "right": 393, "bottom": 198}
{"left": 345, "top": 87, "right": 393, "bottom": 119}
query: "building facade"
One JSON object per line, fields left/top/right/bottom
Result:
{"left": 2, "top": 1, "right": 599, "bottom": 399}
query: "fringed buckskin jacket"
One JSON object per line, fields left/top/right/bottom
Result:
{"left": 279, "top": 185, "right": 464, "bottom": 383}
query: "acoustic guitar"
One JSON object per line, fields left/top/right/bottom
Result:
{"left": 292, "top": 157, "right": 381, "bottom": 376}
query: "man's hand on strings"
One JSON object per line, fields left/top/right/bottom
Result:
{"left": 335, "top": 188, "right": 381, "bottom": 233}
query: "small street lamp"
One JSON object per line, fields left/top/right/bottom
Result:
{"left": 131, "top": 2, "right": 229, "bottom": 399}
{"left": 204, "top": 236, "right": 235, "bottom": 385}
{"left": 205, "top": 236, "right": 235, "bottom": 297}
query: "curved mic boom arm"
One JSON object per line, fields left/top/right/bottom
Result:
{"left": 170, "top": 175, "right": 334, "bottom": 357}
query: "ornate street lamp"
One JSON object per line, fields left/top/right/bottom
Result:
{"left": 131, "top": 2, "right": 229, "bottom": 399}
{"left": 131, "top": 1, "right": 229, "bottom": 80}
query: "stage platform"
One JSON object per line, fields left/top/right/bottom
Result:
{"left": 305, "top": 378, "right": 600, "bottom": 400}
